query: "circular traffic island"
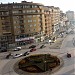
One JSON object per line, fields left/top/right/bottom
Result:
{"left": 18, "top": 54, "right": 61, "bottom": 73}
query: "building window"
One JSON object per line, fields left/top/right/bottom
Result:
{"left": 14, "top": 21, "right": 18, "bottom": 24}
{"left": 14, "top": 26, "right": 16, "bottom": 28}
{"left": 19, "top": 10, "right": 22, "bottom": 13}
{"left": 23, "top": 5, "right": 30, "bottom": 8}
{"left": 34, "top": 29, "right": 35, "bottom": 31}
{"left": 32, "top": 10, "right": 36, "bottom": 13}
{"left": 27, "top": 15, "right": 32, "bottom": 18}
{"left": 37, "top": 10, "right": 40, "bottom": 13}
{"left": 33, "top": 15, "right": 36, "bottom": 17}
{"left": 27, "top": 10, "right": 31, "bottom": 13}
{"left": 33, "top": 20, "right": 36, "bottom": 22}
{"left": 37, "top": 15, "right": 40, "bottom": 17}
{"left": 13, "top": 5, "right": 23, "bottom": 8}
{"left": 21, "top": 30, "right": 24, "bottom": 33}
{"left": 19, "top": 20, "right": 24, "bottom": 24}
{"left": 34, "top": 24, "right": 36, "bottom": 26}
{"left": 23, "top": 10, "right": 26, "bottom": 13}
{"left": 30, "top": 25, "right": 32, "bottom": 27}
{"left": 1, "top": 17, "right": 4, "bottom": 20}
{"left": 32, "top": 5, "right": 38, "bottom": 8}
{"left": 12, "top": 11, "right": 18, "bottom": 14}
{"left": 28, "top": 20, "right": 32, "bottom": 22}
{"left": 24, "top": 20, "right": 26, "bottom": 23}
{"left": 20, "top": 25, "right": 24, "bottom": 28}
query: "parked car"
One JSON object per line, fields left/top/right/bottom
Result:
{"left": 29, "top": 45, "right": 36, "bottom": 49}
{"left": 13, "top": 53, "right": 23, "bottom": 58}
{"left": 23, "top": 51, "right": 30, "bottom": 56}
{"left": 0, "top": 49, "right": 7, "bottom": 52}
{"left": 40, "top": 45, "right": 46, "bottom": 49}
{"left": 6, "top": 53, "right": 11, "bottom": 59}
{"left": 13, "top": 47, "right": 21, "bottom": 51}
{"left": 6, "top": 53, "right": 14, "bottom": 59}
{"left": 30, "top": 48, "right": 36, "bottom": 52}
{"left": 16, "top": 47, "right": 22, "bottom": 50}
{"left": 13, "top": 48, "right": 19, "bottom": 51}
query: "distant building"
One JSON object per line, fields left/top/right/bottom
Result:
{"left": 66, "top": 10, "right": 74, "bottom": 25}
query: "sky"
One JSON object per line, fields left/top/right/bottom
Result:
{"left": 0, "top": 0, "right": 75, "bottom": 13}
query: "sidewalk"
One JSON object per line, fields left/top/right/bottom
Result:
{"left": 49, "top": 38, "right": 63, "bottom": 49}
{"left": 47, "top": 33, "right": 67, "bottom": 49}
{"left": 21, "top": 32, "right": 67, "bottom": 49}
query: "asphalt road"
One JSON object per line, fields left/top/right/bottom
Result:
{"left": 0, "top": 29, "right": 75, "bottom": 75}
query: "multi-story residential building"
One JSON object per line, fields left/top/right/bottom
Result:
{"left": 59, "top": 11, "right": 68, "bottom": 33}
{"left": 0, "top": 1, "right": 63, "bottom": 50}
{"left": 0, "top": 1, "right": 54, "bottom": 49}
{"left": 46, "top": 6, "right": 61, "bottom": 41}
{"left": 49, "top": 6, "right": 60, "bottom": 34}
{"left": 44, "top": 6, "right": 52, "bottom": 39}
{"left": 12, "top": 1, "right": 45, "bottom": 44}
{"left": 0, "top": 3, "right": 14, "bottom": 49}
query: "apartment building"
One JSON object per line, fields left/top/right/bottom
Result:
{"left": 49, "top": 6, "right": 60, "bottom": 34}
{"left": 0, "top": 3, "right": 15, "bottom": 49}
{"left": 0, "top": 1, "right": 52, "bottom": 48}
{"left": 44, "top": 6, "right": 52, "bottom": 38}
{"left": 0, "top": 1, "right": 62, "bottom": 49}
{"left": 12, "top": 1, "right": 46, "bottom": 45}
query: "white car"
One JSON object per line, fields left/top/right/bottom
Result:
{"left": 13, "top": 53, "right": 23, "bottom": 58}
{"left": 13, "top": 47, "right": 21, "bottom": 51}
{"left": 16, "top": 47, "right": 21, "bottom": 50}
{"left": 13, "top": 48, "right": 19, "bottom": 51}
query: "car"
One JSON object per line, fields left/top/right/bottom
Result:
{"left": 30, "top": 48, "right": 36, "bottom": 52}
{"left": 0, "top": 49, "right": 7, "bottom": 52}
{"left": 13, "top": 48, "right": 19, "bottom": 51}
{"left": 40, "top": 45, "right": 46, "bottom": 49}
{"left": 6, "top": 53, "right": 11, "bottom": 59}
{"left": 16, "top": 47, "right": 21, "bottom": 50}
{"left": 13, "top": 47, "right": 21, "bottom": 51}
{"left": 23, "top": 51, "right": 30, "bottom": 56}
{"left": 67, "top": 53, "right": 71, "bottom": 58}
{"left": 6, "top": 53, "right": 13, "bottom": 59}
{"left": 29, "top": 45, "right": 36, "bottom": 49}
{"left": 13, "top": 53, "right": 23, "bottom": 58}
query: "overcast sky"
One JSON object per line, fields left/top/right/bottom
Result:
{"left": 0, "top": 0, "right": 74, "bottom": 13}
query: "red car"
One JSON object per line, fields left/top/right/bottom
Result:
{"left": 30, "top": 48, "right": 36, "bottom": 52}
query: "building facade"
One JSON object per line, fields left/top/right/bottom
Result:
{"left": 66, "top": 10, "right": 74, "bottom": 25}
{"left": 0, "top": 1, "right": 62, "bottom": 49}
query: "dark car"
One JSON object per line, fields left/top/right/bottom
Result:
{"left": 30, "top": 48, "right": 36, "bottom": 52}
{"left": 67, "top": 53, "right": 71, "bottom": 58}
{"left": 23, "top": 51, "right": 30, "bottom": 56}
{"left": 0, "top": 49, "right": 7, "bottom": 52}
{"left": 6, "top": 53, "right": 11, "bottom": 59}
{"left": 29, "top": 45, "right": 36, "bottom": 49}
{"left": 40, "top": 45, "right": 46, "bottom": 49}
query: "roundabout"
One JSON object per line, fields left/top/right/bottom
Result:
{"left": 14, "top": 54, "right": 63, "bottom": 75}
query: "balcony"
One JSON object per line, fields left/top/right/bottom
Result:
{"left": 0, "top": 12, "right": 9, "bottom": 16}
